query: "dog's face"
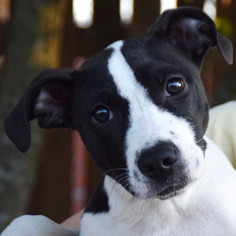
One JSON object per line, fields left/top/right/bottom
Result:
{"left": 4, "top": 7, "right": 233, "bottom": 200}
{"left": 72, "top": 39, "right": 209, "bottom": 200}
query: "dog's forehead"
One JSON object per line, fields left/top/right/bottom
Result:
{"left": 75, "top": 37, "right": 201, "bottom": 112}
{"left": 75, "top": 48, "right": 117, "bottom": 94}
{"left": 104, "top": 39, "right": 193, "bottom": 98}
{"left": 79, "top": 36, "right": 196, "bottom": 93}
{"left": 108, "top": 39, "right": 197, "bottom": 90}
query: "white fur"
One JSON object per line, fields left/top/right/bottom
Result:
{"left": 107, "top": 41, "right": 204, "bottom": 198}
{"left": 80, "top": 138, "right": 236, "bottom": 236}
{"left": 1, "top": 215, "right": 79, "bottom": 236}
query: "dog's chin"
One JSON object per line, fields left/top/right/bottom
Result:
{"left": 155, "top": 183, "right": 187, "bottom": 200}
{"left": 131, "top": 182, "right": 189, "bottom": 200}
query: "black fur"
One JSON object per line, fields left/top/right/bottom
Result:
{"left": 85, "top": 177, "right": 110, "bottom": 214}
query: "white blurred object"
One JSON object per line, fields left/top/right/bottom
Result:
{"left": 120, "top": 0, "right": 134, "bottom": 25}
{"left": 73, "top": 0, "right": 94, "bottom": 28}
{"left": 160, "top": 0, "right": 177, "bottom": 14}
{"left": 203, "top": 0, "right": 217, "bottom": 20}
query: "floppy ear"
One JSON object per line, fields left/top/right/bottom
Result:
{"left": 4, "top": 68, "right": 76, "bottom": 153}
{"left": 148, "top": 7, "right": 233, "bottom": 66}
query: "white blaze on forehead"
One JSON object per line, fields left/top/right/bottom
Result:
{"left": 107, "top": 41, "right": 204, "bottom": 197}
{"left": 107, "top": 41, "right": 147, "bottom": 102}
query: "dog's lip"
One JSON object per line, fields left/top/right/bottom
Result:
{"left": 156, "top": 183, "right": 187, "bottom": 199}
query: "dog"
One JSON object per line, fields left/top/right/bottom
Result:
{"left": 2, "top": 6, "right": 236, "bottom": 236}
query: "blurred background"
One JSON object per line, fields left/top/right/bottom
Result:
{"left": 0, "top": 0, "right": 235, "bottom": 232}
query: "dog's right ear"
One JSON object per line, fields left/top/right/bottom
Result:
{"left": 4, "top": 68, "right": 76, "bottom": 152}
{"left": 148, "top": 7, "right": 233, "bottom": 67}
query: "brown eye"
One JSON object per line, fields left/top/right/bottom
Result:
{"left": 166, "top": 78, "right": 185, "bottom": 96}
{"left": 92, "top": 106, "right": 113, "bottom": 123}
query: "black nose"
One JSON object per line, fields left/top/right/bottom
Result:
{"left": 137, "top": 141, "right": 179, "bottom": 181}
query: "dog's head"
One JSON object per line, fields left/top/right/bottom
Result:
{"left": 5, "top": 7, "right": 232, "bottom": 200}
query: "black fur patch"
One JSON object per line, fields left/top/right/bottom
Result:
{"left": 85, "top": 177, "right": 110, "bottom": 214}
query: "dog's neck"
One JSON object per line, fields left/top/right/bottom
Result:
{"left": 104, "top": 175, "right": 195, "bottom": 220}
{"left": 81, "top": 139, "right": 233, "bottom": 236}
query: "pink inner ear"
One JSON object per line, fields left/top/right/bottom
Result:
{"left": 34, "top": 81, "right": 73, "bottom": 113}
{"left": 44, "top": 82, "right": 72, "bottom": 101}
{"left": 167, "top": 17, "right": 215, "bottom": 66}
{"left": 169, "top": 18, "right": 203, "bottom": 52}
{"left": 34, "top": 82, "right": 72, "bottom": 115}
{"left": 34, "top": 88, "right": 55, "bottom": 112}
{"left": 32, "top": 80, "right": 74, "bottom": 129}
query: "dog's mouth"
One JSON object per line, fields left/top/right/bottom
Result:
{"left": 130, "top": 177, "right": 190, "bottom": 200}
{"left": 156, "top": 183, "right": 187, "bottom": 200}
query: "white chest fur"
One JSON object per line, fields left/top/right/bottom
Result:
{"left": 80, "top": 138, "right": 236, "bottom": 236}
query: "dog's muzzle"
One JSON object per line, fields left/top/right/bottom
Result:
{"left": 134, "top": 141, "right": 191, "bottom": 199}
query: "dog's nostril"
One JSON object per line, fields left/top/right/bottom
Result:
{"left": 162, "top": 155, "right": 178, "bottom": 167}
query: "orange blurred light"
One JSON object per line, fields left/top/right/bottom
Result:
{"left": 0, "top": 0, "right": 10, "bottom": 23}
{"left": 221, "top": 0, "right": 232, "bottom": 7}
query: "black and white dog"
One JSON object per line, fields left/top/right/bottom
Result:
{"left": 2, "top": 7, "right": 236, "bottom": 236}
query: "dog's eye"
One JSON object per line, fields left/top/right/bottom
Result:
{"left": 166, "top": 77, "right": 185, "bottom": 96}
{"left": 92, "top": 106, "right": 113, "bottom": 123}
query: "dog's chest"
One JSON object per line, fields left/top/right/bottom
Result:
{"left": 80, "top": 178, "right": 228, "bottom": 236}
{"left": 80, "top": 140, "right": 236, "bottom": 236}
{"left": 81, "top": 192, "right": 225, "bottom": 236}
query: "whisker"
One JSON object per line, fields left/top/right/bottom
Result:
{"left": 203, "top": 147, "right": 228, "bottom": 161}
{"left": 107, "top": 173, "right": 129, "bottom": 196}
{"left": 121, "top": 155, "right": 127, "bottom": 160}
{"left": 103, "top": 168, "right": 128, "bottom": 176}
{"left": 206, "top": 142, "right": 232, "bottom": 147}
{"left": 118, "top": 174, "right": 129, "bottom": 183}
{"left": 121, "top": 179, "right": 131, "bottom": 201}
{"left": 195, "top": 138, "right": 203, "bottom": 144}
{"left": 105, "top": 173, "right": 127, "bottom": 185}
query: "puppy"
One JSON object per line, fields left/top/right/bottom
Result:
{"left": 2, "top": 7, "right": 236, "bottom": 236}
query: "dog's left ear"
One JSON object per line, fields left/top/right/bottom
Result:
{"left": 4, "top": 68, "right": 76, "bottom": 152}
{"left": 148, "top": 7, "right": 233, "bottom": 66}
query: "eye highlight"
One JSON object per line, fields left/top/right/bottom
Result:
{"left": 166, "top": 77, "right": 185, "bottom": 96}
{"left": 92, "top": 105, "right": 114, "bottom": 124}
